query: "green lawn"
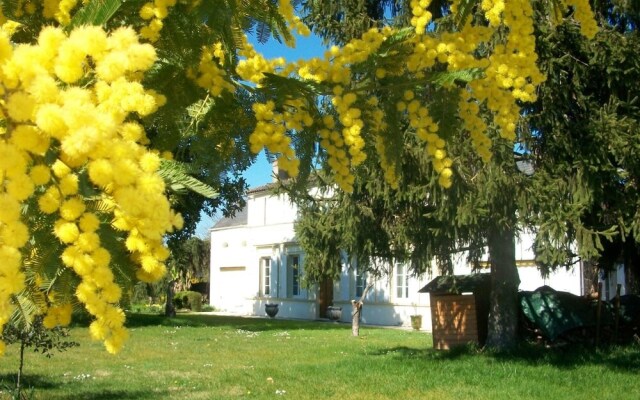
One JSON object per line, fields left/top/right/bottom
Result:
{"left": 1, "top": 313, "right": 639, "bottom": 399}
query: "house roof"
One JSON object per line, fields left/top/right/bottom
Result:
{"left": 418, "top": 273, "right": 491, "bottom": 295}
{"left": 248, "top": 182, "right": 278, "bottom": 194}
{"left": 212, "top": 207, "right": 248, "bottom": 229}
{"left": 210, "top": 182, "right": 284, "bottom": 230}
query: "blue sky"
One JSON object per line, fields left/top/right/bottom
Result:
{"left": 195, "top": 32, "right": 327, "bottom": 237}
{"left": 243, "top": 32, "right": 327, "bottom": 187}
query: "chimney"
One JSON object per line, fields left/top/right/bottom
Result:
{"left": 271, "top": 159, "right": 289, "bottom": 182}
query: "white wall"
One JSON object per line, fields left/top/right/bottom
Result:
{"left": 210, "top": 191, "right": 588, "bottom": 329}
{"left": 247, "top": 192, "right": 298, "bottom": 227}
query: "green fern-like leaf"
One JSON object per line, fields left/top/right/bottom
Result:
{"left": 428, "top": 68, "right": 484, "bottom": 86}
{"left": 259, "top": 72, "right": 327, "bottom": 99}
{"left": 10, "top": 292, "right": 41, "bottom": 330}
{"left": 68, "top": 0, "right": 123, "bottom": 28}
{"left": 453, "top": 0, "right": 477, "bottom": 30}
{"left": 255, "top": 20, "right": 272, "bottom": 44}
{"left": 158, "top": 159, "right": 220, "bottom": 199}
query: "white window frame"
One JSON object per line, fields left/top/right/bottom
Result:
{"left": 260, "top": 257, "right": 272, "bottom": 297}
{"left": 395, "top": 262, "right": 409, "bottom": 299}
{"left": 287, "top": 254, "right": 302, "bottom": 298}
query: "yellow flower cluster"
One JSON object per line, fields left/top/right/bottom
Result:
{"left": 449, "top": 0, "right": 462, "bottom": 14}
{"left": 237, "top": 35, "right": 289, "bottom": 86}
{"left": 399, "top": 90, "right": 453, "bottom": 188}
{"left": 479, "top": 0, "right": 546, "bottom": 142}
{"left": 250, "top": 101, "right": 300, "bottom": 177}
{"left": 11, "top": 0, "right": 38, "bottom": 18}
{"left": 244, "top": 0, "right": 598, "bottom": 191}
{"left": 367, "top": 97, "right": 398, "bottom": 188}
{"left": 0, "top": 141, "right": 29, "bottom": 356}
{"left": 247, "top": 26, "right": 393, "bottom": 192}
{"left": 0, "top": 25, "right": 178, "bottom": 354}
{"left": 43, "top": 0, "right": 82, "bottom": 25}
{"left": 333, "top": 91, "right": 366, "bottom": 161}
{"left": 42, "top": 303, "right": 72, "bottom": 328}
{"left": 481, "top": 0, "right": 506, "bottom": 27}
{"left": 278, "top": 0, "right": 311, "bottom": 46}
{"left": 458, "top": 91, "right": 492, "bottom": 162}
{"left": 139, "top": 0, "right": 177, "bottom": 42}
{"left": 194, "top": 43, "right": 235, "bottom": 96}
{"left": 374, "top": 136, "right": 398, "bottom": 189}
{"left": 297, "top": 57, "right": 332, "bottom": 83}
{"left": 330, "top": 27, "right": 391, "bottom": 72}
{"left": 319, "top": 115, "right": 355, "bottom": 191}
{"left": 405, "top": 0, "right": 546, "bottom": 164}
{"left": 410, "top": 0, "right": 433, "bottom": 34}
{"left": 564, "top": 0, "right": 598, "bottom": 38}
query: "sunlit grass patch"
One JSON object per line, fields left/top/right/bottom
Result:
{"left": 0, "top": 313, "right": 639, "bottom": 399}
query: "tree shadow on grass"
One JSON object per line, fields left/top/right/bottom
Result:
{"left": 0, "top": 374, "right": 168, "bottom": 399}
{"left": 123, "top": 312, "right": 354, "bottom": 333}
{"left": 0, "top": 373, "right": 58, "bottom": 390}
{"left": 370, "top": 342, "right": 640, "bottom": 373}
{"left": 59, "top": 389, "right": 169, "bottom": 399}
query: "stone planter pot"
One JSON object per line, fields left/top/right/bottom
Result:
{"left": 327, "top": 306, "right": 342, "bottom": 321}
{"left": 265, "top": 303, "right": 279, "bottom": 318}
{"left": 410, "top": 315, "right": 422, "bottom": 331}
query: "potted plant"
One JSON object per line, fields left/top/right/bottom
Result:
{"left": 265, "top": 303, "right": 279, "bottom": 318}
{"left": 327, "top": 306, "right": 342, "bottom": 321}
{"left": 410, "top": 303, "right": 422, "bottom": 331}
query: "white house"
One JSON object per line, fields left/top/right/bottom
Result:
{"left": 209, "top": 180, "right": 601, "bottom": 331}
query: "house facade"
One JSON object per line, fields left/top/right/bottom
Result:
{"left": 209, "top": 182, "right": 594, "bottom": 331}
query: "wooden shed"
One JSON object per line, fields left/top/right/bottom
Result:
{"left": 419, "top": 273, "right": 491, "bottom": 350}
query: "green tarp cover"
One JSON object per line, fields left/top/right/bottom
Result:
{"left": 519, "top": 287, "right": 612, "bottom": 341}
{"left": 619, "top": 295, "right": 640, "bottom": 326}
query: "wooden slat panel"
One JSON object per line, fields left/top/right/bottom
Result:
{"left": 431, "top": 294, "right": 479, "bottom": 350}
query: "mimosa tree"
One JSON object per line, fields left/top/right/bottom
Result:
{"left": 0, "top": 0, "right": 597, "bottom": 355}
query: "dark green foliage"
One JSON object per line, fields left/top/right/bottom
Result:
{"left": 298, "top": 0, "right": 640, "bottom": 281}
{"left": 68, "top": 0, "right": 123, "bottom": 29}
{"left": 301, "top": 0, "right": 411, "bottom": 45}
{"left": 173, "top": 291, "right": 203, "bottom": 312}
{"left": 294, "top": 0, "right": 640, "bottom": 350}
{"left": 523, "top": 1, "right": 640, "bottom": 283}
{"left": 1, "top": 316, "right": 79, "bottom": 398}
{"left": 129, "top": 282, "right": 157, "bottom": 306}
{"left": 167, "top": 236, "right": 210, "bottom": 288}
{"left": 1, "top": 317, "right": 79, "bottom": 359}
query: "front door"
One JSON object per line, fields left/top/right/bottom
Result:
{"left": 318, "top": 278, "right": 334, "bottom": 318}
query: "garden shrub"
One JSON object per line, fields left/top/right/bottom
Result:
{"left": 174, "top": 291, "right": 203, "bottom": 312}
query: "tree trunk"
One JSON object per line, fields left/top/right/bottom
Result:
{"left": 623, "top": 240, "right": 640, "bottom": 294}
{"left": 17, "top": 336, "right": 25, "bottom": 394}
{"left": 351, "top": 284, "right": 372, "bottom": 337}
{"left": 351, "top": 300, "right": 362, "bottom": 336}
{"left": 165, "top": 280, "right": 177, "bottom": 317}
{"left": 485, "top": 226, "right": 520, "bottom": 351}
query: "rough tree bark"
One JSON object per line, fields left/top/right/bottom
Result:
{"left": 165, "top": 279, "right": 177, "bottom": 317}
{"left": 17, "top": 337, "right": 25, "bottom": 395}
{"left": 485, "top": 226, "right": 520, "bottom": 351}
{"left": 623, "top": 241, "right": 640, "bottom": 294}
{"left": 351, "top": 284, "right": 373, "bottom": 336}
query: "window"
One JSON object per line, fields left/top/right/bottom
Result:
{"left": 260, "top": 257, "right": 271, "bottom": 296}
{"left": 355, "top": 269, "right": 366, "bottom": 298}
{"left": 395, "top": 263, "right": 409, "bottom": 299}
{"left": 288, "top": 254, "right": 300, "bottom": 297}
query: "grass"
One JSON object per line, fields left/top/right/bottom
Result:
{"left": 1, "top": 313, "right": 639, "bottom": 399}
